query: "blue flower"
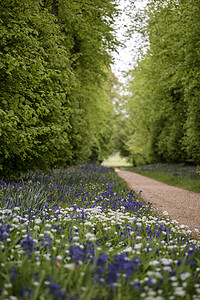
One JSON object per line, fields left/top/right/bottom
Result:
{"left": 21, "top": 234, "right": 35, "bottom": 256}
{"left": 9, "top": 265, "right": 18, "bottom": 282}
{"left": 20, "top": 286, "right": 34, "bottom": 299}
{"left": 84, "top": 242, "right": 95, "bottom": 263}
{"left": 0, "top": 223, "right": 11, "bottom": 241}
{"left": 177, "top": 260, "right": 183, "bottom": 266}
{"left": 106, "top": 254, "right": 141, "bottom": 286}
{"left": 96, "top": 253, "right": 108, "bottom": 266}
{"left": 49, "top": 282, "right": 66, "bottom": 299}
{"left": 190, "top": 260, "right": 197, "bottom": 265}
{"left": 41, "top": 234, "right": 52, "bottom": 250}
{"left": 147, "top": 277, "right": 154, "bottom": 286}
{"left": 69, "top": 245, "right": 84, "bottom": 263}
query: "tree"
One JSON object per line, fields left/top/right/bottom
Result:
{"left": 44, "top": 0, "right": 119, "bottom": 164}
{"left": 0, "top": 0, "right": 119, "bottom": 178}
{"left": 120, "top": 0, "right": 200, "bottom": 165}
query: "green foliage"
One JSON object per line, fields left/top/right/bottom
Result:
{"left": 119, "top": 0, "right": 200, "bottom": 166}
{"left": 68, "top": 74, "right": 115, "bottom": 164}
{"left": 54, "top": 0, "right": 119, "bottom": 84}
{"left": 0, "top": 0, "right": 74, "bottom": 177}
{"left": 0, "top": 0, "right": 119, "bottom": 179}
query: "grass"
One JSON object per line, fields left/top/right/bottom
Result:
{"left": 102, "top": 152, "right": 132, "bottom": 167}
{"left": 120, "top": 163, "right": 200, "bottom": 194}
{"left": 0, "top": 164, "right": 200, "bottom": 299}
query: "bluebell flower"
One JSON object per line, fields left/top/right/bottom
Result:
{"left": 147, "top": 277, "right": 154, "bottom": 286}
{"left": 96, "top": 253, "right": 108, "bottom": 266}
{"left": 20, "top": 286, "right": 34, "bottom": 299}
{"left": 106, "top": 254, "right": 141, "bottom": 286}
{"left": 190, "top": 260, "right": 197, "bottom": 265}
{"left": 41, "top": 234, "right": 52, "bottom": 250}
{"left": 49, "top": 282, "right": 66, "bottom": 299}
{"left": 132, "top": 280, "right": 142, "bottom": 292}
{"left": 106, "top": 263, "right": 119, "bottom": 286}
{"left": 21, "top": 234, "right": 35, "bottom": 256}
{"left": 0, "top": 223, "right": 11, "bottom": 241}
{"left": 9, "top": 265, "right": 18, "bottom": 282}
{"left": 69, "top": 245, "right": 84, "bottom": 263}
{"left": 84, "top": 242, "right": 95, "bottom": 263}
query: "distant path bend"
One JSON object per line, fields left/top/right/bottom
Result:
{"left": 115, "top": 168, "right": 200, "bottom": 237}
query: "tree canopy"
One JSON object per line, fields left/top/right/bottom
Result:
{"left": 0, "top": 0, "right": 120, "bottom": 178}
{"left": 117, "top": 0, "right": 200, "bottom": 166}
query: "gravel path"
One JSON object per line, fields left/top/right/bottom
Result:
{"left": 115, "top": 168, "right": 200, "bottom": 238}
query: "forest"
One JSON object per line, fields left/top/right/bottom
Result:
{"left": 0, "top": 0, "right": 200, "bottom": 180}
{"left": 117, "top": 0, "right": 200, "bottom": 166}
{"left": 0, "top": 0, "right": 119, "bottom": 179}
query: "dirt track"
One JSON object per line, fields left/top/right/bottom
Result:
{"left": 115, "top": 168, "right": 200, "bottom": 238}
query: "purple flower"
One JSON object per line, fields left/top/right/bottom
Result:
{"left": 132, "top": 280, "right": 142, "bottom": 292}
{"left": 106, "top": 254, "right": 141, "bottom": 286}
{"left": 49, "top": 282, "right": 66, "bottom": 299}
{"left": 0, "top": 223, "right": 11, "bottom": 241}
{"left": 177, "top": 260, "right": 183, "bottom": 266}
{"left": 20, "top": 286, "right": 34, "bottom": 299}
{"left": 190, "top": 260, "right": 197, "bottom": 265}
{"left": 41, "top": 234, "right": 52, "bottom": 250}
{"left": 69, "top": 245, "right": 84, "bottom": 262}
{"left": 147, "top": 277, "right": 154, "bottom": 286}
{"left": 84, "top": 242, "right": 95, "bottom": 263}
{"left": 96, "top": 253, "right": 108, "bottom": 266}
{"left": 9, "top": 265, "right": 18, "bottom": 282}
{"left": 21, "top": 234, "right": 35, "bottom": 256}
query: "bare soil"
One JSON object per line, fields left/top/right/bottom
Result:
{"left": 115, "top": 168, "right": 200, "bottom": 238}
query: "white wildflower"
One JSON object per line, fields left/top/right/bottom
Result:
{"left": 172, "top": 282, "right": 178, "bottom": 287}
{"left": 64, "top": 263, "right": 75, "bottom": 270}
{"left": 4, "top": 283, "right": 12, "bottom": 288}
{"left": 160, "top": 258, "right": 173, "bottom": 265}
{"left": 170, "top": 276, "right": 177, "bottom": 281}
{"left": 149, "top": 260, "right": 159, "bottom": 266}
{"left": 163, "top": 211, "right": 169, "bottom": 216}
{"left": 57, "top": 255, "right": 63, "bottom": 260}
{"left": 174, "top": 287, "right": 186, "bottom": 297}
{"left": 85, "top": 232, "right": 96, "bottom": 241}
{"left": 180, "top": 224, "right": 186, "bottom": 229}
{"left": 124, "top": 247, "right": 133, "bottom": 252}
{"left": 35, "top": 219, "right": 42, "bottom": 224}
{"left": 13, "top": 218, "right": 19, "bottom": 223}
{"left": 14, "top": 207, "right": 20, "bottom": 211}
{"left": 135, "top": 243, "right": 142, "bottom": 249}
{"left": 180, "top": 272, "right": 190, "bottom": 281}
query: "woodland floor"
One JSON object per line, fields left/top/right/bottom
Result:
{"left": 115, "top": 168, "right": 200, "bottom": 239}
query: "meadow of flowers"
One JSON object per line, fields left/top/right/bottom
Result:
{"left": 0, "top": 164, "right": 200, "bottom": 300}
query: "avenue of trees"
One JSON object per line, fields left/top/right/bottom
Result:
{"left": 0, "top": 0, "right": 119, "bottom": 178}
{"left": 1, "top": 0, "right": 200, "bottom": 179}
{"left": 117, "top": 0, "right": 200, "bottom": 166}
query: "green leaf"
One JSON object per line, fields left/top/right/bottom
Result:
{"left": 7, "top": 110, "right": 14, "bottom": 116}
